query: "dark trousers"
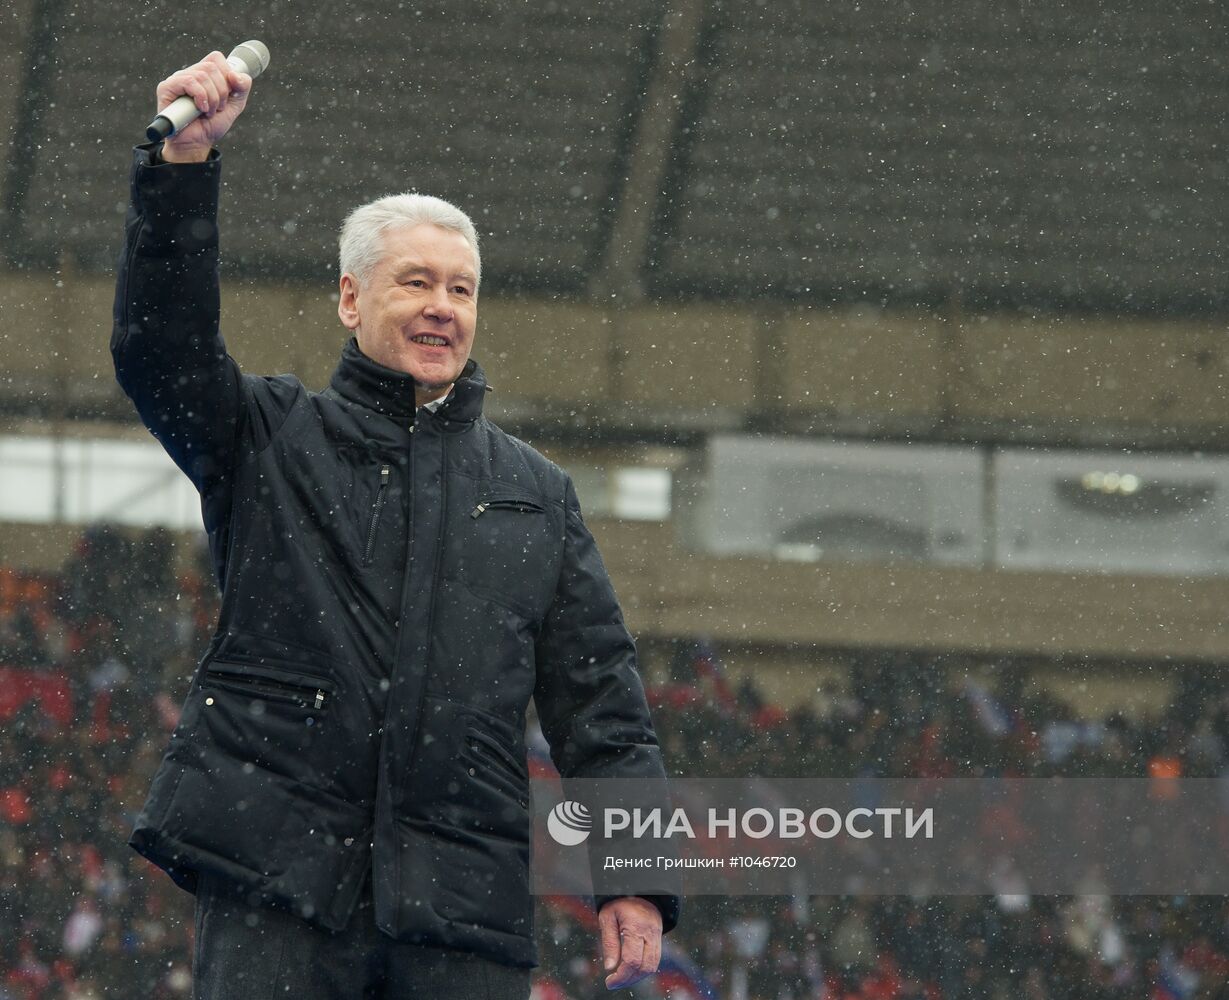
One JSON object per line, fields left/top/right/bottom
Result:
{"left": 192, "top": 868, "right": 532, "bottom": 999}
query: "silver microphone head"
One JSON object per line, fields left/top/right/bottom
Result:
{"left": 227, "top": 40, "right": 270, "bottom": 78}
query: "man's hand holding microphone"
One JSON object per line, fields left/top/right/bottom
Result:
{"left": 151, "top": 46, "right": 265, "bottom": 163}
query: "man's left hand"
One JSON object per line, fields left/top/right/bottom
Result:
{"left": 599, "top": 896, "right": 662, "bottom": 991}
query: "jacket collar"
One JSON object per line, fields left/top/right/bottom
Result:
{"left": 328, "top": 336, "right": 490, "bottom": 424}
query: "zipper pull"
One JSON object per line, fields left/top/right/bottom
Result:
{"left": 471, "top": 503, "right": 487, "bottom": 519}
{"left": 314, "top": 690, "right": 325, "bottom": 710}
{"left": 380, "top": 464, "right": 390, "bottom": 485}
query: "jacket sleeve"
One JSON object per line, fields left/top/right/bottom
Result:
{"left": 532, "top": 477, "right": 681, "bottom": 934}
{"left": 111, "top": 142, "right": 292, "bottom": 495}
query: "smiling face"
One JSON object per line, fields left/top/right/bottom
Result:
{"left": 337, "top": 222, "right": 479, "bottom": 406}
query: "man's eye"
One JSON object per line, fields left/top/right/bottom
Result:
{"left": 402, "top": 279, "right": 425, "bottom": 287}
{"left": 453, "top": 286, "right": 472, "bottom": 296}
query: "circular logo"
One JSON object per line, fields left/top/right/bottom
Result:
{"left": 547, "top": 800, "right": 592, "bottom": 845}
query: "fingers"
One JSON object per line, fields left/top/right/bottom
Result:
{"left": 644, "top": 927, "right": 661, "bottom": 978}
{"left": 205, "top": 49, "right": 251, "bottom": 98}
{"left": 155, "top": 51, "right": 245, "bottom": 116}
{"left": 597, "top": 898, "right": 663, "bottom": 990}
{"left": 604, "top": 931, "right": 653, "bottom": 991}
{"left": 197, "top": 72, "right": 224, "bottom": 116}
{"left": 598, "top": 905, "right": 621, "bottom": 974}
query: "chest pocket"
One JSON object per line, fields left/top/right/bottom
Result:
{"left": 456, "top": 483, "right": 556, "bottom": 618}
{"left": 333, "top": 443, "right": 406, "bottom": 569}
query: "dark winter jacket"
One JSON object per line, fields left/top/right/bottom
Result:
{"left": 112, "top": 142, "right": 679, "bottom": 967}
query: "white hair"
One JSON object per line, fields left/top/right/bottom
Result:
{"left": 338, "top": 193, "right": 481, "bottom": 290}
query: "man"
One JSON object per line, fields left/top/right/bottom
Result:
{"left": 114, "top": 51, "right": 679, "bottom": 998}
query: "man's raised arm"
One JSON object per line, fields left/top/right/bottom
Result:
{"left": 111, "top": 53, "right": 252, "bottom": 492}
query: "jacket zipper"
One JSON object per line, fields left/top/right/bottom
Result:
{"left": 204, "top": 668, "right": 328, "bottom": 709}
{"left": 363, "top": 464, "right": 391, "bottom": 566}
{"left": 399, "top": 426, "right": 447, "bottom": 796}
{"left": 471, "top": 497, "right": 545, "bottom": 519}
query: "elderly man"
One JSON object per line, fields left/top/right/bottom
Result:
{"left": 113, "top": 52, "right": 679, "bottom": 999}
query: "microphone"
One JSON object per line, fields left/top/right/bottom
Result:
{"left": 145, "top": 40, "right": 270, "bottom": 143}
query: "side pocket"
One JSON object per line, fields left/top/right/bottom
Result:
{"left": 467, "top": 727, "right": 528, "bottom": 780}
{"left": 202, "top": 660, "right": 335, "bottom": 712}
{"left": 464, "top": 726, "right": 529, "bottom": 811}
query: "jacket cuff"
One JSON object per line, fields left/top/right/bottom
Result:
{"left": 594, "top": 893, "right": 681, "bottom": 935}
{"left": 129, "top": 142, "right": 221, "bottom": 254}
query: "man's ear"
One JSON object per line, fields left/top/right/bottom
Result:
{"left": 338, "top": 273, "right": 361, "bottom": 331}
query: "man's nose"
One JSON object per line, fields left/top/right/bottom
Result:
{"left": 423, "top": 287, "right": 454, "bottom": 321}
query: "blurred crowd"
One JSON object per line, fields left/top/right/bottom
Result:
{"left": 2, "top": 524, "right": 1229, "bottom": 999}
{"left": 613, "top": 648, "right": 1229, "bottom": 1000}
